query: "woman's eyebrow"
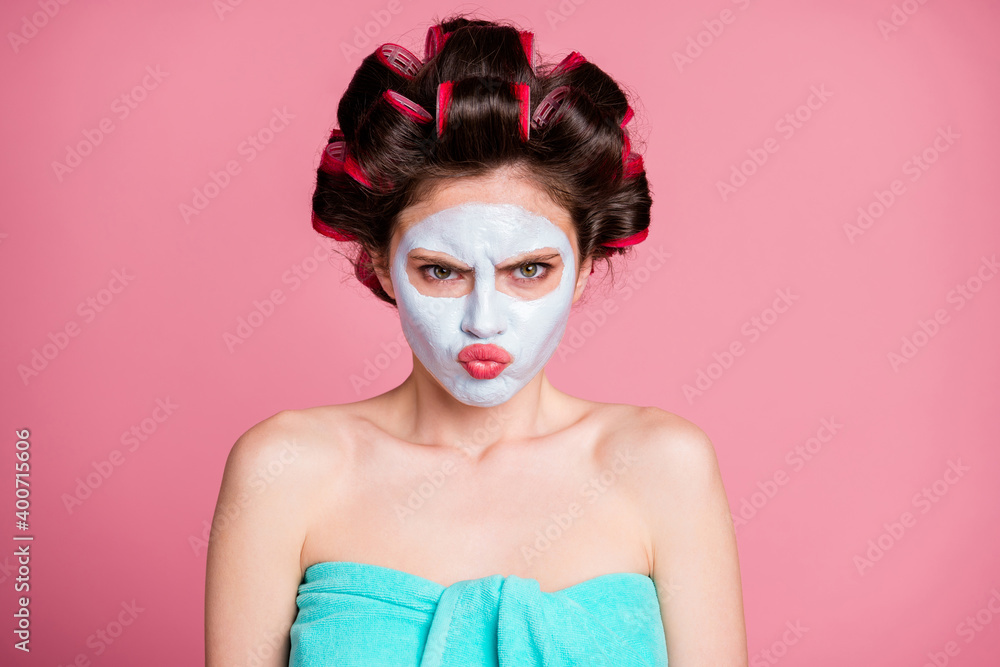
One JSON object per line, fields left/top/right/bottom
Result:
{"left": 408, "top": 249, "right": 563, "bottom": 271}
{"left": 497, "top": 250, "right": 561, "bottom": 270}
{"left": 408, "top": 252, "right": 473, "bottom": 271}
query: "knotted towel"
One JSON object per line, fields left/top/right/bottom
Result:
{"left": 289, "top": 561, "right": 668, "bottom": 666}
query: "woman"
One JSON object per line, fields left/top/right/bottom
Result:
{"left": 206, "top": 15, "right": 747, "bottom": 666}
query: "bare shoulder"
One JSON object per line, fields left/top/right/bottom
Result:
{"left": 219, "top": 406, "right": 358, "bottom": 519}
{"left": 228, "top": 406, "right": 355, "bottom": 469}
{"left": 594, "top": 404, "right": 733, "bottom": 546}
{"left": 593, "top": 403, "right": 720, "bottom": 489}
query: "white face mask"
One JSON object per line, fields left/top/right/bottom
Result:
{"left": 390, "top": 202, "right": 577, "bottom": 407}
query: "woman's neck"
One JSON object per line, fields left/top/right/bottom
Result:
{"left": 377, "top": 357, "right": 571, "bottom": 463}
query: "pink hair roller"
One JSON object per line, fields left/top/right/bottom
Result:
{"left": 377, "top": 43, "right": 423, "bottom": 79}
{"left": 319, "top": 128, "right": 347, "bottom": 174}
{"left": 436, "top": 81, "right": 454, "bottom": 136}
{"left": 601, "top": 227, "right": 649, "bottom": 248}
{"left": 424, "top": 25, "right": 452, "bottom": 60}
{"left": 619, "top": 125, "right": 644, "bottom": 178}
{"left": 623, "top": 153, "right": 644, "bottom": 178}
{"left": 519, "top": 31, "right": 534, "bottom": 68}
{"left": 512, "top": 82, "right": 531, "bottom": 141}
{"left": 311, "top": 211, "right": 357, "bottom": 242}
{"left": 590, "top": 225, "right": 650, "bottom": 272}
{"left": 320, "top": 141, "right": 346, "bottom": 173}
{"left": 343, "top": 153, "right": 374, "bottom": 188}
{"left": 620, "top": 106, "right": 634, "bottom": 128}
{"left": 549, "top": 51, "right": 587, "bottom": 76}
{"left": 383, "top": 90, "right": 432, "bottom": 124}
{"left": 355, "top": 248, "right": 383, "bottom": 291}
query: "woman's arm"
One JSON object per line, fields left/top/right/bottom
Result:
{"left": 634, "top": 409, "right": 749, "bottom": 667}
{"left": 205, "top": 411, "right": 312, "bottom": 666}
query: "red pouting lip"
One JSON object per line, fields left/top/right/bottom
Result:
{"left": 457, "top": 343, "right": 512, "bottom": 364}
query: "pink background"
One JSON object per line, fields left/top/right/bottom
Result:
{"left": 2, "top": 0, "right": 999, "bottom": 664}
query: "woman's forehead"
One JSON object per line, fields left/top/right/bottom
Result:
{"left": 393, "top": 170, "right": 577, "bottom": 245}
{"left": 395, "top": 202, "right": 573, "bottom": 263}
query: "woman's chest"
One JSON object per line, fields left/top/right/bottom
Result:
{"left": 300, "top": 433, "right": 652, "bottom": 591}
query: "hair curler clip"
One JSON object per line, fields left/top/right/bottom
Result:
{"left": 343, "top": 152, "right": 374, "bottom": 189}
{"left": 383, "top": 90, "right": 432, "bottom": 124}
{"left": 311, "top": 211, "right": 357, "bottom": 242}
{"left": 530, "top": 85, "right": 571, "bottom": 132}
{"left": 377, "top": 43, "right": 423, "bottom": 79}
{"left": 601, "top": 227, "right": 649, "bottom": 248}
{"left": 320, "top": 140, "right": 346, "bottom": 173}
{"left": 316, "top": 129, "right": 382, "bottom": 190}
{"left": 518, "top": 31, "right": 534, "bottom": 68}
{"left": 355, "top": 248, "right": 383, "bottom": 291}
{"left": 424, "top": 25, "right": 453, "bottom": 60}
{"left": 319, "top": 128, "right": 346, "bottom": 173}
{"left": 619, "top": 126, "right": 644, "bottom": 178}
{"left": 623, "top": 153, "right": 644, "bottom": 178}
{"left": 549, "top": 51, "right": 587, "bottom": 76}
{"left": 512, "top": 82, "right": 531, "bottom": 141}
{"left": 436, "top": 81, "right": 454, "bottom": 136}
{"left": 620, "top": 106, "right": 634, "bottom": 128}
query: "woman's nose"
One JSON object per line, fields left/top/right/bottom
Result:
{"left": 460, "top": 275, "right": 507, "bottom": 338}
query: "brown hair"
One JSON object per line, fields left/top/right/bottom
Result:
{"left": 312, "top": 14, "right": 652, "bottom": 306}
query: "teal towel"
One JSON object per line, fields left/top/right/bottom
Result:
{"left": 289, "top": 561, "right": 668, "bottom": 666}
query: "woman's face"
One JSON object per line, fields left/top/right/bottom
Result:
{"left": 374, "top": 169, "right": 593, "bottom": 407}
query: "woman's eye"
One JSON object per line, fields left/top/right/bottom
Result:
{"left": 421, "top": 264, "right": 459, "bottom": 281}
{"left": 514, "top": 262, "right": 550, "bottom": 281}
{"left": 419, "top": 261, "right": 552, "bottom": 284}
